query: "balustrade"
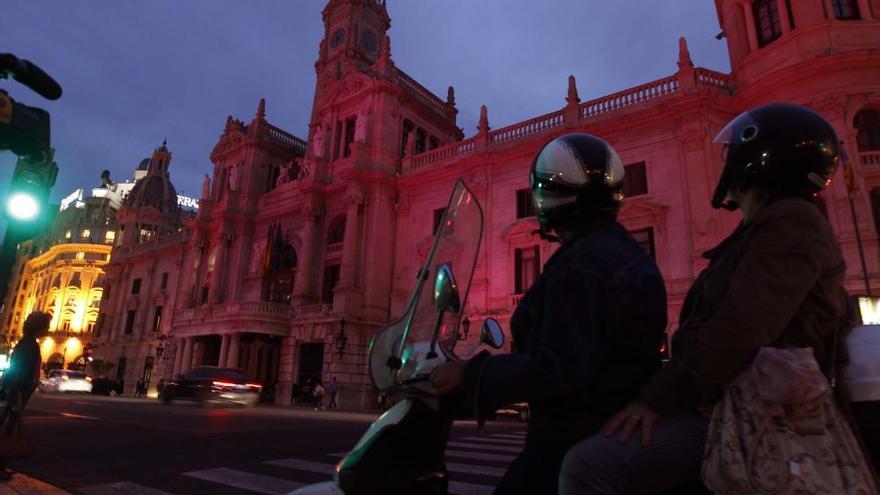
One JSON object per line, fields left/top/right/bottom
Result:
{"left": 397, "top": 69, "right": 447, "bottom": 114}
{"left": 488, "top": 110, "right": 565, "bottom": 145}
{"left": 860, "top": 151, "right": 880, "bottom": 166}
{"left": 268, "top": 124, "right": 307, "bottom": 154}
{"left": 581, "top": 76, "right": 680, "bottom": 119}
{"left": 694, "top": 68, "right": 730, "bottom": 88}
{"left": 297, "top": 303, "right": 330, "bottom": 316}
{"left": 411, "top": 138, "right": 477, "bottom": 169}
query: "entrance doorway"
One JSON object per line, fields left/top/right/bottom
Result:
{"left": 297, "top": 343, "right": 324, "bottom": 386}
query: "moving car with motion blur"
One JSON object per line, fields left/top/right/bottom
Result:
{"left": 39, "top": 369, "right": 93, "bottom": 394}
{"left": 160, "top": 366, "right": 261, "bottom": 407}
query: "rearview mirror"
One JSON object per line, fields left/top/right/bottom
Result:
{"left": 481, "top": 318, "right": 504, "bottom": 349}
{"left": 433, "top": 264, "right": 461, "bottom": 314}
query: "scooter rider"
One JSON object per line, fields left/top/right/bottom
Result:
{"left": 560, "top": 103, "right": 860, "bottom": 494}
{"left": 430, "top": 132, "right": 668, "bottom": 494}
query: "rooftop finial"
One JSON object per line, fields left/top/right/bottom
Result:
{"left": 566, "top": 74, "right": 580, "bottom": 105}
{"left": 478, "top": 105, "right": 490, "bottom": 134}
{"left": 447, "top": 86, "right": 456, "bottom": 106}
{"left": 256, "top": 98, "right": 266, "bottom": 120}
{"left": 678, "top": 36, "right": 693, "bottom": 69}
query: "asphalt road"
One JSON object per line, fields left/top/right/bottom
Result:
{"left": 10, "top": 393, "right": 525, "bottom": 494}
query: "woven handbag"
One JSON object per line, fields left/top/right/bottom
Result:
{"left": 702, "top": 347, "right": 877, "bottom": 495}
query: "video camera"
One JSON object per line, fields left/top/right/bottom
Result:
{"left": 0, "top": 53, "right": 61, "bottom": 224}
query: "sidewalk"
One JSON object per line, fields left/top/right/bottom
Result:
{"left": 0, "top": 473, "right": 69, "bottom": 495}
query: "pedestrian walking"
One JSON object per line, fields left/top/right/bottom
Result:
{"left": 313, "top": 382, "right": 326, "bottom": 411}
{"left": 0, "top": 312, "right": 50, "bottom": 480}
{"left": 328, "top": 377, "right": 338, "bottom": 409}
{"left": 135, "top": 379, "right": 145, "bottom": 397}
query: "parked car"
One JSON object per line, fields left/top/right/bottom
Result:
{"left": 39, "top": 369, "right": 93, "bottom": 394}
{"left": 493, "top": 402, "right": 530, "bottom": 423}
{"left": 160, "top": 366, "right": 261, "bottom": 407}
{"left": 90, "top": 378, "right": 123, "bottom": 396}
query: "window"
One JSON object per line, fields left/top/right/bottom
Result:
{"left": 322, "top": 264, "right": 341, "bottom": 304}
{"left": 401, "top": 120, "right": 414, "bottom": 156}
{"left": 433, "top": 207, "right": 447, "bottom": 234}
{"left": 75, "top": 252, "right": 85, "bottom": 260}
{"left": 623, "top": 162, "right": 648, "bottom": 197}
{"left": 153, "top": 306, "right": 163, "bottom": 333}
{"left": 64, "top": 229, "right": 72, "bottom": 240}
{"left": 514, "top": 247, "right": 540, "bottom": 294}
{"left": 131, "top": 278, "right": 142, "bottom": 295}
{"left": 832, "top": 0, "right": 860, "bottom": 19}
{"left": 429, "top": 137, "right": 440, "bottom": 150}
{"left": 855, "top": 109, "right": 880, "bottom": 152}
{"left": 80, "top": 229, "right": 91, "bottom": 240}
{"left": 415, "top": 128, "right": 427, "bottom": 154}
{"left": 753, "top": 0, "right": 782, "bottom": 47}
{"left": 139, "top": 224, "right": 154, "bottom": 243}
{"left": 631, "top": 228, "right": 656, "bottom": 261}
{"left": 328, "top": 217, "right": 346, "bottom": 245}
{"left": 343, "top": 116, "right": 356, "bottom": 158}
{"left": 201, "top": 285, "right": 210, "bottom": 304}
{"left": 104, "top": 230, "right": 115, "bottom": 244}
{"left": 516, "top": 189, "right": 536, "bottom": 219}
{"left": 117, "top": 226, "right": 125, "bottom": 246}
{"left": 160, "top": 272, "right": 169, "bottom": 290}
{"left": 124, "top": 310, "right": 136, "bottom": 335}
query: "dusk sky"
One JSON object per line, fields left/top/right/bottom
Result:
{"left": 1, "top": 1, "right": 730, "bottom": 212}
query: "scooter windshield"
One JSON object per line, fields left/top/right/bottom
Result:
{"left": 368, "top": 179, "right": 484, "bottom": 391}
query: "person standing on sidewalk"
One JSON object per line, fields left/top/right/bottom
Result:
{"left": 313, "top": 382, "right": 326, "bottom": 411}
{"left": 0, "top": 312, "right": 50, "bottom": 480}
{"left": 328, "top": 377, "right": 338, "bottom": 409}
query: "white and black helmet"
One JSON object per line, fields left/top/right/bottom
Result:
{"left": 529, "top": 133, "right": 625, "bottom": 235}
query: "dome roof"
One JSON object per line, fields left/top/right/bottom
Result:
{"left": 136, "top": 158, "right": 151, "bottom": 171}
{"left": 125, "top": 174, "right": 179, "bottom": 215}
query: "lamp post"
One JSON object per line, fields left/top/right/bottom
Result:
{"left": 461, "top": 316, "right": 471, "bottom": 340}
{"left": 334, "top": 318, "right": 347, "bottom": 358}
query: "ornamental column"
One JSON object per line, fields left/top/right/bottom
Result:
{"left": 339, "top": 188, "right": 364, "bottom": 289}
{"left": 856, "top": 0, "right": 873, "bottom": 19}
{"left": 294, "top": 208, "right": 321, "bottom": 304}
{"left": 226, "top": 332, "right": 241, "bottom": 369}
{"left": 218, "top": 334, "right": 230, "bottom": 367}
{"left": 776, "top": 0, "right": 792, "bottom": 33}
{"left": 180, "top": 337, "right": 194, "bottom": 374}
{"left": 739, "top": 0, "right": 760, "bottom": 52}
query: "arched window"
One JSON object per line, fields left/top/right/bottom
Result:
{"left": 855, "top": 109, "right": 880, "bottom": 152}
{"left": 264, "top": 245, "right": 298, "bottom": 305}
{"left": 327, "top": 216, "right": 346, "bottom": 245}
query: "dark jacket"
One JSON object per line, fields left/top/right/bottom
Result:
{"left": 641, "top": 197, "right": 848, "bottom": 414}
{"left": 3, "top": 337, "right": 42, "bottom": 406}
{"left": 462, "top": 219, "right": 667, "bottom": 441}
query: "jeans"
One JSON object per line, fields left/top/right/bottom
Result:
{"left": 558, "top": 413, "right": 709, "bottom": 495}
{"left": 495, "top": 438, "right": 576, "bottom": 495}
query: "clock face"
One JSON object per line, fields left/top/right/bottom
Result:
{"left": 360, "top": 29, "right": 379, "bottom": 55}
{"left": 330, "top": 28, "right": 346, "bottom": 49}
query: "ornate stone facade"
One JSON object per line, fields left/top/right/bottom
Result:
{"left": 92, "top": 0, "right": 880, "bottom": 407}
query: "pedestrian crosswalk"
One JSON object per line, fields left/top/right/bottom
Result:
{"left": 78, "top": 429, "right": 526, "bottom": 495}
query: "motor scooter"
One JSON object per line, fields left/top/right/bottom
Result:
{"left": 291, "top": 179, "right": 504, "bottom": 495}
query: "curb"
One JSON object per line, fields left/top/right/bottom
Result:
{"left": 0, "top": 473, "right": 70, "bottom": 495}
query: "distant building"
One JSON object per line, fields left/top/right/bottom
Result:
{"left": 93, "top": 0, "right": 880, "bottom": 406}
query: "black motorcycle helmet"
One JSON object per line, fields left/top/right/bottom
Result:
{"left": 529, "top": 133, "right": 625, "bottom": 238}
{"left": 711, "top": 103, "right": 840, "bottom": 210}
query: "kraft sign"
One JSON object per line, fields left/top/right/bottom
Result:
{"left": 177, "top": 195, "right": 199, "bottom": 210}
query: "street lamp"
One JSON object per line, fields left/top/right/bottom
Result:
{"left": 334, "top": 318, "right": 347, "bottom": 358}
{"left": 461, "top": 316, "right": 471, "bottom": 340}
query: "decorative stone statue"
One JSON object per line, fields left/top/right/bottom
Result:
{"left": 278, "top": 164, "right": 291, "bottom": 185}
{"left": 354, "top": 110, "right": 367, "bottom": 143}
{"left": 298, "top": 161, "right": 311, "bottom": 181}
{"left": 202, "top": 173, "right": 211, "bottom": 198}
{"left": 228, "top": 165, "right": 241, "bottom": 191}
{"left": 313, "top": 127, "right": 325, "bottom": 159}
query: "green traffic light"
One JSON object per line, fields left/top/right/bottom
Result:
{"left": 6, "top": 191, "right": 41, "bottom": 221}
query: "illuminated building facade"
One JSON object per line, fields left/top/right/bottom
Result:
{"left": 93, "top": 0, "right": 880, "bottom": 406}
{"left": 0, "top": 177, "right": 129, "bottom": 368}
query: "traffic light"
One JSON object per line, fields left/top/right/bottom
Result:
{"left": 4, "top": 150, "right": 57, "bottom": 226}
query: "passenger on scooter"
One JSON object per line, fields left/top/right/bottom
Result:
{"left": 430, "top": 133, "right": 668, "bottom": 494}
{"left": 560, "top": 103, "right": 873, "bottom": 494}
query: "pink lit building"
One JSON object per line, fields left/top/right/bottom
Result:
{"left": 93, "top": 0, "right": 880, "bottom": 407}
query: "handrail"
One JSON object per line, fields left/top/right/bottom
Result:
{"left": 581, "top": 75, "right": 680, "bottom": 119}
{"left": 859, "top": 151, "right": 880, "bottom": 166}
{"left": 267, "top": 124, "right": 307, "bottom": 154}
{"left": 411, "top": 138, "right": 477, "bottom": 169}
{"left": 397, "top": 69, "right": 448, "bottom": 114}
{"left": 488, "top": 110, "right": 565, "bottom": 145}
